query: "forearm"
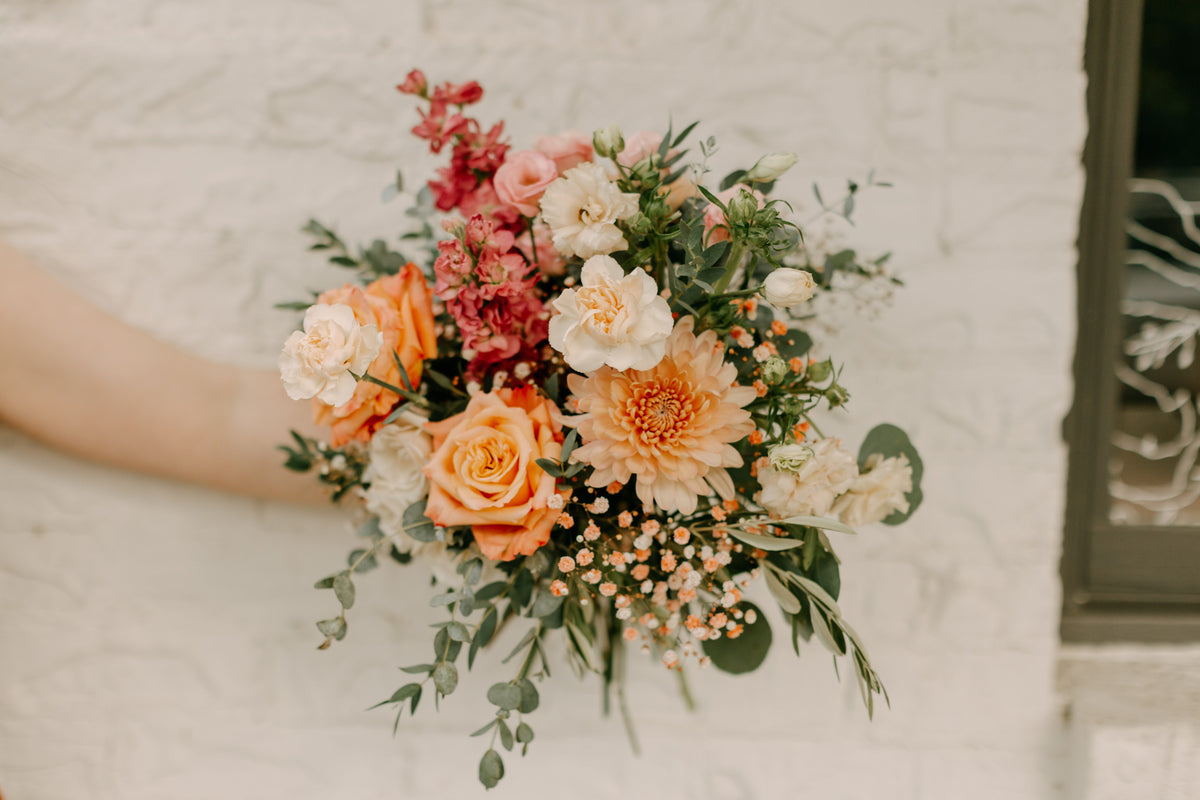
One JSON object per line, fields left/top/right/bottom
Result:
{"left": 0, "top": 240, "right": 329, "bottom": 505}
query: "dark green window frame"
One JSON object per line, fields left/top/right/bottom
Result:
{"left": 1063, "top": 0, "right": 1200, "bottom": 642}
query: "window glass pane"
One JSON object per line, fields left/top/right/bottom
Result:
{"left": 1110, "top": 2, "right": 1200, "bottom": 524}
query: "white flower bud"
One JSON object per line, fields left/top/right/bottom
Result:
{"left": 592, "top": 125, "right": 625, "bottom": 159}
{"left": 762, "top": 268, "right": 816, "bottom": 308}
{"left": 745, "top": 152, "right": 798, "bottom": 182}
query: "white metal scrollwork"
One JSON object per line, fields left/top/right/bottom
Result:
{"left": 1110, "top": 178, "right": 1200, "bottom": 524}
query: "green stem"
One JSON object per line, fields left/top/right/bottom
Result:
{"left": 516, "top": 623, "right": 544, "bottom": 681}
{"left": 612, "top": 627, "right": 641, "bottom": 756}
{"left": 675, "top": 667, "right": 697, "bottom": 712}
{"left": 711, "top": 241, "right": 747, "bottom": 295}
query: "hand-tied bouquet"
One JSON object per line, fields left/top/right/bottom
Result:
{"left": 277, "top": 69, "right": 922, "bottom": 789}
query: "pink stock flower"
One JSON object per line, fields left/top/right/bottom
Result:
{"left": 412, "top": 102, "right": 470, "bottom": 153}
{"left": 494, "top": 150, "right": 558, "bottom": 217}
{"left": 397, "top": 69, "right": 427, "bottom": 96}
{"left": 433, "top": 216, "right": 549, "bottom": 377}
{"left": 432, "top": 80, "right": 484, "bottom": 106}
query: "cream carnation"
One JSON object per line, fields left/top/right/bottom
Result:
{"left": 364, "top": 411, "right": 434, "bottom": 543}
{"left": 279, "top": 303, "right": 381, "bottom": 407}
{"left": 541, "top": 161, "right": 640, "bottom": 259}
{"left": 567, "top": 317, "right": 756, "bottom": 514}
{"left": 831, "top": 453, "right": 912, "bottom": 526}
{"left": 548, "top": 255, "right": 673, "bottom": 372}
{"left": 758, "top": 439, "right": 858, "bottom": 519}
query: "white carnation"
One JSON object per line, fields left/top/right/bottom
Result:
{"left": 832, "top": 453, "right": 912, "bottom": 526}
{"left": 758, "top": 439, "right": 858, "bottom": 519}
{"left": 548, "top": 255, "right": 673, "bottom": 372}
{"left": 541, "top": 161, "right": 640, "bottom": 259}
{"left": 364, "top": 412, "right": 433, "bottom": 543}
{"left": 279, "top": 303, "right": 381, "bottom": 407}
{"left": 762, "top": 268, "right": 816, "bottom": 309}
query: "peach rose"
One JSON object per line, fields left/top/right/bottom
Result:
{"left": 314, "top": 264, "right": 438, "bottom": 446}
{"left": 533, "top": 131, "right": 594, "bottom": 174}
{"left": 423, "top": 387, "right": 568, "bottom": 561}
{"left": 494, "top": 150, "right": 559, "bottom": 217}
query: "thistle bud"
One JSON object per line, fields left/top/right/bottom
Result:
{"left": 745, "top": 152, "right": 798, "bottom": 182}
{"left": 727, "top": 188, "right": 760, "bottom": 226}
{"left": 593, "top": 125, "right": 625, "bottom": 159}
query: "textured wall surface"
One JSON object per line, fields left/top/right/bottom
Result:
{"left": 0, "top": 1, "right": 1093, "bottom": 798}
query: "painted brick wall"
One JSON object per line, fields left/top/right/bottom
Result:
{"left": 0, "top": 1, "right": 1092, "bottom": 797}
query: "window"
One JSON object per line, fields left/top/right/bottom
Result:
{"left": 1063, "top": 0, "right": 1200, "bottom": 641}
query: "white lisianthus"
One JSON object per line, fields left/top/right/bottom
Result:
{"left": 832, "top": 453, "right": 912, "bottom": 526}
{"left": 762, "top": 268, "right": 816, "bottom": 308}
{"left": 548, "top": 255, "right": 673, "bottom": 372}
{"left": 745, "top": 152, "right": 798, "bottom": 182}
{"left": 364, "top": 411, "right": 433, "bottom": 544}
{"left": 541, "top": 162, "right": 640, "bottom": 259}
{"left": 279, "top": 303, "right": 381, "bottom": 407}
{"left": 758, "top": 439, "right": 858, "bottom": 519}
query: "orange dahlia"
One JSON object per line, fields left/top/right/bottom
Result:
{"left": 566, "top": 317, "right": 757, "bottom": 514}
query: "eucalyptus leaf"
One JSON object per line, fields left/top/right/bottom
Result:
{"left": 780, "top": 515, "right": 858, "bottom": 536}
{"left": 726, "top": 527, "right": 803, "bottom": 552}
{"left": 470, "top": 719, "right": 498, "bottom": 737}
{"left": 398, "top": 663, "right": 434, "bottom": 675}
{"left": 764, "top": 566, "right": 802, "bottom": 614}
{"left": 369, "top": 682, "right": 420, "bottom": 710}
{"left": 515, "top": 721, "right": 534, "bottom": 744}
{"left": 511, "top": 570, "right": 534, "bottom": 609}
{"left": 446, "top": 621, "right": 472, "bottom": 643}
{"left": 530, "top": 591, "right": 564, "bottom": 619}
{"left": 478, "top": 749, "right": 504, "bottom": 789}
{"left": 402, "top": 500, "right": 438, "bottom": 542}
{"left": 432, "top": 662, "right": 459, "bottom": 695}
{"left": 487, "top": 682, "right": 522, "bottom": 710}
{"left": 316, "top": 617, "right": 346, "bottom": 639}
{"left": 498, "top": 719, "right": 514, "bottom": 751}
{"left": 474, "top": 581, "right": 507, "bottom": 602}
{"left": 517, "top": 678, "right": 539, "bottom": 713}
{"left": 333, "top": 573, "right": 356, "bottom": 609}
{"left": 856, "top": 423, "right": 924, "bottom": 525}
{"left": 809, "top": 607, "right": 845, "bottom": 656}
{"left": 700, "top": 602, "right": 772, "bottom": 675}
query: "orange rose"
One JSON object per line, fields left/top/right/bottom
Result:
{"left": 314, "top": 264, "right": 437, "bottom": 446}
{"left": 423, "top": 387, "right": 567, "bottom": 561}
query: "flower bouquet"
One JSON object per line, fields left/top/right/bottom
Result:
{"left": 277, "top": 69, "right": 921, "bottom": 789}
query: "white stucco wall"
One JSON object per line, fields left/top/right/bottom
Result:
{"left": 0, "top": 1, "right": 1095, "bottom": 797}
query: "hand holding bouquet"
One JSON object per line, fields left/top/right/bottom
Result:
{"left": 278, "top": 69, "right": 921, "bottom": 789}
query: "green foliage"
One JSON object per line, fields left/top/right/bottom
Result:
{"left": 857, "top": 424, "right": 924, "bottom": 524}
{"left": 701, "top": 602, "right": 773, "bottom": 675}
{"left": 478, "top": 749, "right": 504, "bottom": 789}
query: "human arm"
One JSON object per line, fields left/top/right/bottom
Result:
{"left": 0, "top": 239, "right": 328, "bottom": 505}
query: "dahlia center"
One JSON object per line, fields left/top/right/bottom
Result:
{"left": 626, "top": 380, "right": 695, "bottom": 447}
